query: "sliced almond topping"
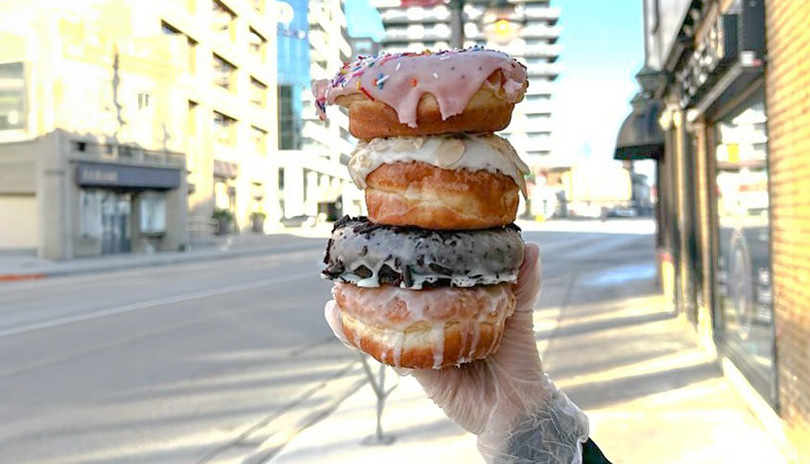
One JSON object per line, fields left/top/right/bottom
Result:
{"left": 436, "top": 138, "right": 465, "bottom": 167}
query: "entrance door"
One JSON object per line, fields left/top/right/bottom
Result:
{"left": 101, "top": 192, "right": 132, "bottom": 255}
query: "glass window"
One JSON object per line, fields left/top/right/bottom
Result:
{"left": 79, "top": 189, "right": 102, "bottom": 239}
{"left": 250, "top": 77, "right": 267, "bottom": 106}
{"left": 212, "top": 0, "right": 236, "bottom": 41}
{"left": 212, "top": 54, "right": 236, "bottom": 91}
{"left": 277, "top": 85, "right": 302, "bottom": 150}
{"left": 251, "top": 125, "right": 267, "bottom": 154}
{"left": 213, "top": 111, "right": 236, "bottom": 146}
{"left": 249, "top": 28, "right": 266, "bottom": 60}
{"left": 0, "top": 62, "right": 26, "bottom": 131}
{"left": 712, "top": 91, "right": 776, "bottom": 403}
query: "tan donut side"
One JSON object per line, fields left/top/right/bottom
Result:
{"left": 365, "top": 162, "right": 519, "bottom": 230}
{"left": 333, "top": 283, "right": 516, "bottom": 369}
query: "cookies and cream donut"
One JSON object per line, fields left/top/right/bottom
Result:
{"left": 349, "top": 134, "right": 529, "bottom": 229}
{"left": 322, "top": 216, "right": 524, "bottom": 289}
{"left": 333, "top": 282, "right": 516, "bottom": 369}
{"left": 313, "top": 47, "right": 528, "bottom": 138}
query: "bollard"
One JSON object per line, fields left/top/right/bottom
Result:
{"left": 359, "top": 353, "right": 399, "bottom": 446}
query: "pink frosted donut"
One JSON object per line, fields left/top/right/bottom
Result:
{"left": 313, "top": 48, "right": 528, "bottom": 139}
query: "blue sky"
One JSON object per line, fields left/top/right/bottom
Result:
{"left": 343, "top": 0, "right": 644, "bottom": 162}
{"left": 551, "top": 0, "right": 644, "bottom": 162}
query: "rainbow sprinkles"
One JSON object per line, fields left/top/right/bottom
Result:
{"left": 313, "top": 47, "right": 528, "bottom": 128}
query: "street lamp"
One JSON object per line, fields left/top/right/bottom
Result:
{"left": 449, "top": 0, "right": 523, "bottom": 48}
{"left": 481, "top": 1, "right": 524, "bottom": 45}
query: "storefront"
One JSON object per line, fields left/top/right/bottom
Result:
{"left": 622, "top": 0, "right": 777, "bottom": 407}
{"left": 75, "top": 161, "right": 184, "bottom": 257}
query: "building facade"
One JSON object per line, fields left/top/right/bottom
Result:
{"left": 158, "top": 0, "right": 279, "bottom": 236}
{"left": 276, "top": 0, "right": 363, "bottom": 221}
{"left": 0, "top": 0, "right": 190, "bottom": 259}
{"left": 619, "top": 0, "right": 810, "bottom": 458}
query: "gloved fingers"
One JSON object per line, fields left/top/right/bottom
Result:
{"left": 324, "top": 299, "right": 355, "bottom": 350}
{"left": 514, "top": 242, "right": 542, "bottom": 314}
{"left": 412, "top": 360, "right": 495, "bottom": 435}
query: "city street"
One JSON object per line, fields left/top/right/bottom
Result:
{"left": 0, "top": 220, "right": 659, "bottom": 463}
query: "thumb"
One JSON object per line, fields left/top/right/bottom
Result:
{"left": 514, "top": 242, "right": 542, "bottom": 313}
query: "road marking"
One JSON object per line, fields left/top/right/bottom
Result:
{"left": 0, "top": 271, "right": 315, "bottom": 339}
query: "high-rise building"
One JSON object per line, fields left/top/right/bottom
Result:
{"left": 158, "top": 0, "right": 279, "bottom": 236}
{"left": 276, "top": 0, "right": 364, "bottom": 221}
{"left": 371, "top": 0, "right": 561, "bottom": 163}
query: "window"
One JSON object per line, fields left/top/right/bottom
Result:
{"left": 251, "top": 126, "right": 268, "bottom": 154}
{"left": 250, "top": 77, "right": 267, "bottom": 106}
{"left": 249, "top": 28, "right": 267, "bottom": 60}
{"left": 161, "top": 21, "right": 180, "bottom": 35}
{"left": 712, "top": 92, "right": 775, "bottom": 401}
{"left": 187, "top": 101, "right": 198, "bottom": 171}
{"left": 526, "top": 94, "right": 551, "bottom": 103}
{"left": 212, "top": 0, "right": 236, "bottom": 41}
{"left": 253, "top": 0, "right": 265, "bottom": 14}
{"left": 278, "top": 85, "right": 302, "bottom": 150}
{"left": 278, "top": 168, "right": 285, "bottom": 190}
{"left": 526, "top": 113, "right": 550, "bottom": 123}
{"left": 212, "top": 54, "right": 236, "bottom": 90}
{"left": 137, "top": 92, "right": 151, "bottom": 110}
{"left": 161, "top": 22, "right": 197, "bottom": 73}
{"left": 213, "top": 111, "right": 236, "bottom": 146}
{"left": 187, "top": 37, "right": 198, "bottom": 74}
{"left": 0, "top": 62, "right": 26, "bottom": 131}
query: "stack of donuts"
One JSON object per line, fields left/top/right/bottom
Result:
{"left": 315, "top": 47, "right": 530, "bottom": 369}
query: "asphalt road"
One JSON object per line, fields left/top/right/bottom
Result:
{"left": 0, "top": 220, "right": 656, "bottom": 464}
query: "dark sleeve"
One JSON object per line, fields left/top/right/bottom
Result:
{"left": 582, "top": 438, "right": 612, "bottom": 464}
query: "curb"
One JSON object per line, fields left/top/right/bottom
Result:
{"left": 0, "top": 274, "right": 46, "bottom": 282}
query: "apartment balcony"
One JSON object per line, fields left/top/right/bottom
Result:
{"left": 380, "top": 6, "right": 450, "bottom": 24}
{"left": 521, "top": 43, "right": 561, "bottom": 61}
{"left": 524, "top": 6, "right": 561, "bottom": 24}
{"left": 520, "top": 24, "right": 561, "bottom": 42}
{"left": 386, "top": 24, "right": 452, "bottom": 42}
{"left": 519, "top": 100, "right": 553, "bottom": 115}
{"left": 525, "top": 62, "right": 560, "bottom": 79}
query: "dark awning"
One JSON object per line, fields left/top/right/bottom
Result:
{"left": 614, "top": 93, "right": 665, "bottom": 161}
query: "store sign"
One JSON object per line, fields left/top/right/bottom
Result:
{"left": 76, "top": 162, "right": 181, "bottom": 189}
{"left": 679, "top": 14, "right": 738, "bottom": 108}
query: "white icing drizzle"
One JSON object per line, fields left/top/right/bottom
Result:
{"left": 432, "top": 323, "right": 446, "bottom": 369}
{"left": 348, "top": 134, "right": 529, "bottom": 198}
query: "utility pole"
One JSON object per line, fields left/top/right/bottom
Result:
{"left": 449, "top": 0, "right": 464, "bottom": 48}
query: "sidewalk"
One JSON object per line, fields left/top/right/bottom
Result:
{"left": 0, "top": 224, "right": 333, "bottom": 281}
{"left": 269, "top": 262, "right": 787, "bottom": 463}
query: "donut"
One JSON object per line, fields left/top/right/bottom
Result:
{"left": 323, "top": 216, "right": 524, "bottom": 289}
{"left": 313, "top": 48, "right": 528, "bottom": 139}
{"left": 348, "top": 135, "right": 529, "bottom": 229}
{"left": 333, "top": 282, "right": 516, "bottom": 369}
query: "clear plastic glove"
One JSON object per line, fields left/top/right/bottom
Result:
{"left": 324, "top": 243, "right": 589, "bottom": 463}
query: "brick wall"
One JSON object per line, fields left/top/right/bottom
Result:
{"left": 765, "top": 0, "right": 810, "bottom": 457}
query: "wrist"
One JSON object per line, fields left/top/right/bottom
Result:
{"left": 477, "top": 382, "right": 589, "bottom": 464}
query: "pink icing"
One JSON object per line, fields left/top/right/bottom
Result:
{"left": 313, "top": 47, "right": 528, "bottom": 128}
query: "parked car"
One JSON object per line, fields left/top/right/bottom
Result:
{"left": 607, "top": 206, "right": 638, "bottom": 218}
